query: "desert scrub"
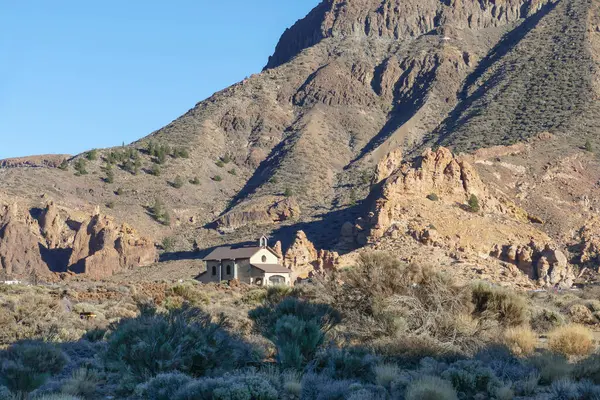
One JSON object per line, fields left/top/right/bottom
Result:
{"left": 103, "top": 307, "right": 261, "bottom": 384}
{"left": 405, "top": 376, "right": 458, "bottom": 400}
{"left": 467, "top": 194, "right": 480, "bottom": 212}
{"left": 427, "top": 193, "right": 439, "bottom": 201}
{"left": 548, "top": 324, "right": 594, "bottom": 357}
{"left": 472, "top": 282, "right": 528, "bottom": 327}
{"left": 0, "top": 340, "right": 67, "bottom": 394}
{"left": 503, "top": 326, "right": 537, "bottom": 356}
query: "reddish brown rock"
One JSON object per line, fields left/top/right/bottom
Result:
{"left": 215, "top": 196, "right": 300, "bottom": 230}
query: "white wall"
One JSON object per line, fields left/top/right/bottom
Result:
{"left": 250, "top": 248, "right": 279, "bottom": 264}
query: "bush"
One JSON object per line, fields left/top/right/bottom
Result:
{"left": 150, "top": 164, "right": 161, "bottom": 176}
{"left": 405, "top": 376, "right": 458, "bottom": 400}
{"left": 115, "top": 187, "right": 125, "bottom": 196}
{"left": 441, "top": 359, "right": 502, "bottom": 398}
{"left": 274, "top": 315, "right": 326, "bottom": 369}
{"left": 85, "top": 149, "right": 98, "bottom": 161}
{"left": 215, "top": 160, "right": 224, "bottom": 168}
{"left": 173, "top": 372, "right": 278, "bottom": 400}
{"left": 212, "top": 175, "right": 222, "bottom": 182}
{"left": 61, "top": 367, "right": 100, "bottom": 398}
{"left": 472, "top": 282, "right": 528, "bottom": 327}
{"left": 190, "top": 177, "right": 200, "bottom": 185}
{"left": 105, "top": 168, "right": 114, "bottom": 183}
{"left": 585, "top": 140, "right": 593, "bottom": 152}
{"left": 284, "top": 188, "right": 293, "bottom": 197}
{"left": 58, "top": 159, "right": 69, "bottom": 170}
{"left": 228, "top": 169, "right": 236, "bottom": 176}
{"left": 427, "top": 193, "right": 439, "bottom": 201}
{"left": 73, "top": 158, "right": 88, "bottom": 176}
{"left": 528, "top": 352, "right": 573, "bottom": 384}
{"left": 548, "top": 324, "right": 594, "bottom": 357}
{"left": 309, "top": 347, "right": 380, "bottom": 381}
{"left": 149, "top": 198, "right": 170, "bottom": 226}
{"left": 103, "top": 307, "right": 261, "bottom": 384}
{"left": 468, "top": 194, "right": 480, "bottom": 212}
{"left": 503, "top": 326, "right": 537, "bottom": 356}
{"left": 161, "top": 237, "right": 175, "bottom": 252}
{"left": 172, "top": 176, "right": 184, "bottom": 189}
{"left": 135, "top": 372, "right": 193, "bottom": 400}
{"left": 0, "top": 340, "right": 67, "bottom": 393}
{"left": 574, "top": 354, "right": 600, "bottom": 384}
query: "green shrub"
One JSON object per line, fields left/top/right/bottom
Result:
{"left": 405, "top": 376, "right": 458, "bottom": 400}
{"left": 212, "top": 175, "right": 222, "bottom": 182}
{"left": 275, "top": 315, "right": 326, "bottom": 369}
{"left": 284, "top": 188, "right": 293, "bottom": 197}
{"left": 190, "top": 177, "right": 200, "bottom": 185}
{"left": 0, "top": 340, "right": 67, "bottom": 393}
{"left": 161, "top": 236, "right": 175, "bottom": 252}
{"left": 585, "top": 140, "right": 593, "bottom": 152}
{"left": 61, "top": 367, "right": 100, "bottom": 398}
{"left": 221, "top": 154, "right": 231, "bottom": 164}
{"left": 310, "top": 347, "right": 380, "bottom": 381}
{"left": 573, "top": 354, "right": 600, "bottom": 384}
{"left": 105, "top": 168, "right": 114, "bottom": 183}
{"left": 115, "top": 187, "right": 125, "bottom": 196}
{"left": 135, "top": 372, "right": 193, "bottom": 400}
{"left": 73, "top": 158, "right": 88, "bottom": 176}
{"left": 468, "top": 194, "right": 480, "bottom": 213}
{"left": 58, "top": 159, "right": 69, "bottom": 170}
{"left": 528, "top": 352, "right": 573, "bottom": 384}
{"left": 149, "top": 198, "right": 170, "bottom": 226}
{"left": 228, "top": 168, "right": 236, "bottom": 176}
{"left": 441, "top": 360, "right": 502, "bottom": 398}
{"left": 85, "top": 149, "right": 98, "bottom": 161}
{"left": 104, "top": 307, "right": 261, "bottom": 384}
{"left": 427, "top": 193, "right": 439, "bottom": 201}
{"left": 172, "top": 372, "right": 278, "bottom": 400}
{"left": 215, "top": 160, "right": 224, "bottom": 168}
{"left": 269, "top": 177, "right": 279, "bottom": 184}
{"left": 472, "top": 282, "right": 527, "bottom": 327}
{"left": 172, "top": 176, "right": 184, "bottom": 189}
{"left": 150, "top": 164, "right": 161, "bottom": 176}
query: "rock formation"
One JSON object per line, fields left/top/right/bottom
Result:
{"left": 214, "top": 196, "right": 300, "bottom": 231}
{"left": 0, "top": 201, "right": 157, "bottom": 281}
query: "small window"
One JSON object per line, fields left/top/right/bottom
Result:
{"left": 211, "top": 266, "right": 217, "bottom": 276}
{"left": 261, "top": 255, "right": 267, "bottom": 263}
{"left": 226, "top": 265, "right": 231, "bottom": 275}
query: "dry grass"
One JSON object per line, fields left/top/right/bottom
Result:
{"left": 503, "top": 326, "right": 537, "bottom": 356}
{"left": 548, "top": 324, "right": 595, "bottom": 357}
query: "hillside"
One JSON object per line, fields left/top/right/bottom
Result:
{"left": 1, "top": 0, "right": 600, "bottom": 283}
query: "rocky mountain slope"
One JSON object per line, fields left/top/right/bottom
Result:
{"left": 1, "top": 0, "right": 600, "bottom": 284}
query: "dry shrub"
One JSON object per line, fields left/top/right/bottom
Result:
{"left": 548, "top": 324, "right": 595, "bottom": 357}
{"left": 472, "top": 282, "right": 528, "bottom": 327}
{"left": 568, "top": 303, "right": 597, "bottom": 325}
{"left": 405, "top": 376, "right": 458, "bottom": 400}
{"left": 503, "top": 326, "right": 537, "bottom": 356}
{"left": 371, "top": 335, "right": 462, "bottom": 363}
{"left": 330, "top": 252, "right": 475, "bottom": 350}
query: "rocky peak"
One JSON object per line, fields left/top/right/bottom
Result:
{"left": 266, "top": 0, "right": 552, "bottom": 69}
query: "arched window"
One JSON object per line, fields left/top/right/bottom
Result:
{"left": 261, "top": 255, "right": 267, "bottom": 263}
{"left": 226, "top": 265, "right": 231, "bottom": 275}
{"left": 212, "top": 266, "right": 217, "bottom": 276}
{"left": 269, "top": 275, "right": 286, "bottom": 285}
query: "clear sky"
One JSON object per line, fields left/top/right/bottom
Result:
{"left": 0, "top": 1, "right": 320, "bottom": 159}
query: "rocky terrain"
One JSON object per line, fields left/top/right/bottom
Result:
{"left": 1, "top": 0, "right": 600, "bottom": 286}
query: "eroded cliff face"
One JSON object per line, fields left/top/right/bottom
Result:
{"left": 0, "top": 202, "right": 157, "bottom": 281}
{"left": 266, "top": 0, "right": 552, "bottom": 69}
{"left": 339, "top": 147, "right": 576, "bottom": 287}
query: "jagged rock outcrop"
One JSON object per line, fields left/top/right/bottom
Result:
{"left": 0, "top": 154, "right": 69, "bottom": 169}
{"left": 0, "top": 204, "right": 50, "bottom": 279}
{"left": 68, "top": 213, "right": 157, "bottom": 279}
{"left": 39, "top": 201, "right": 68, "bottom": 249}
{"left": 214, "top": 197, "right": 300, "bottom": 230}
{"left": 284, "top": 230, "right": 318, "bottom": 272}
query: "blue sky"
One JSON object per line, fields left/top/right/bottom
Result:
{"left": 0, "top": 1, "right": 319, "bottom": 159}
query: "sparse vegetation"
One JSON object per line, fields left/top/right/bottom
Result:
{"left": 58, "top": 159, "right": 69, "bottom": 170}
{"left": 85, "top": 149, "right": 98, "bottom": 161}
{"left": 212, "top": 175, "right": 222, "bottom": 182}
{"left": 105, "top": 167, "right": 115, "bottom": 183}
{"left": 468, "top": 194, "right": 480, "bottom": 213}
{"left": 171, "top": 176, "right": 184, "bottom": 189}
{"left": 284, "top": 188, "right": 293, "bottom": 197}
{"left": 427, "top": 193, "right": 439, "bottom": 201}
{"left": 190, "top": 177, "right": 200, "bottom": 185}
{"left": 73, "top": 158, "right": 88, "bottom": 176}
{"left": 215, "top": 160, "right": 225, "bottom": 168}
{"left": 586, "top": 140, "right": 593, "bottom": 152}
{"left": 228, "top": 168, "right": 236, "bottom": 176}
{"left": 149, "top": 198, "right": 170, "bottom": 226}
{"left": 150, "top": 164, "right": 161, "bottom": 176}
{"left": 161, "top": 237, "right": 175, "bottom": 252}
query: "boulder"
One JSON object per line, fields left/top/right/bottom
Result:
{"left": 536, "top": 246, "right": 573, "bottom": 288}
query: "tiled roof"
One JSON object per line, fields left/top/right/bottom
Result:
{"left": 202, "top": 246, "right": 263, "bottom": 261}
{"left": 251, "top": 264, "right": 291, "bottom": 274}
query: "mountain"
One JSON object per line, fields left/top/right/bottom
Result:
{"left": 1, "top": 0, "right": 600, "bottom": 284}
